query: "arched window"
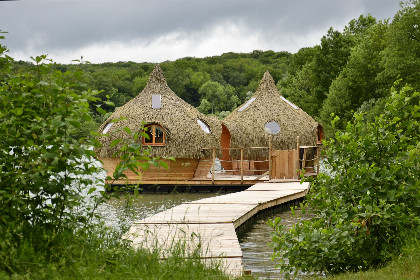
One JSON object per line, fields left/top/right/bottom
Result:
{"left": 142, "top": 124, "right": 165, "bottom": 146}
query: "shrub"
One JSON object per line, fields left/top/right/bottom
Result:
{"left": 269, "top": 84, "right": 420, "bottom": 276}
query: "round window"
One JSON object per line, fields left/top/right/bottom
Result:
{"left": 264, "top": 121, "right": 280, "bottom": 135}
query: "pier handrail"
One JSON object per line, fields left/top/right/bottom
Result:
{"left": 200, "top": 145, "right": 271, "bottom": 184}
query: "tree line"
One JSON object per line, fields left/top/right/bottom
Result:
{"left": 11, "top": 1, "right": 419, "bottom": 140}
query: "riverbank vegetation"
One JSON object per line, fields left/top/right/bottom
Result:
{"left": 269, "top": 1, "right": 420, "bottom": 277}
{"left": 270, "top": 84, "right": 419, "bottom": 276}
{"left": 0, "top": 37, "right": 249, "bottom": 279}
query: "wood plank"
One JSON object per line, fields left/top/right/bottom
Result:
{"left": 135, "top": 204, "right": 258, "bottom": 224}
{"left": 124, "top": 223, "right": 242, "bottom": 262}
{"left": 187, "top": 190, "right": 304, "bottom": 205}
{"left": 126, "top": 180, "right": 311, "bottom": 276}
{"left": 247, "top": 181, "right": 309, "bottom": 191}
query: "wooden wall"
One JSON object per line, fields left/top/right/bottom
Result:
{"left": 220, "top": 125, "right": 233, "bottom": 171}
{"left": 100, "top": 157, "right": 199, "bottom": 181}
{"left": 271, "top": 150, "right": 298, "bottom": 179}
{"left": 193, "top": 158, "right": 212, "bottom": 179}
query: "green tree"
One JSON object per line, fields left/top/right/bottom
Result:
{"left": 281, "top": 16, "right": 375, "bottom": 120}
{"left": 132, "top": 75, "right": 148, "bottom": 94}
{"left": 269, "top": 84, "right": 420, "bottom": 276}
{"left": 282, "top": 61, "right": 319, "bottom": 117}
{"left": 197, "top": 98, "right": 212, "bottom": 114}
{"left": 0, "top": 39, "right": 103, "bottom": 251}
{"left": 198, "top": 81, "right": 226, "bottom": 114}
{"left": 225, "top": 84, "right": 240, "bottom": 111}
{"left": 321, "top": 21, "right": 388, "bottom": 134}
{"left": 379, "top": 0, "right": 420, "bottom": 94}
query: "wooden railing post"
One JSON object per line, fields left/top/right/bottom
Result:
{"left": 316, "top": 146, "right": 320, "bottom": 174}
{"left": 240, "top": 148, "right": 244, "bottom": 184}
{"left": 296, "top": 136, "right": 300, "bottom": 178}
{"left": 268, "top": 135, "right": 272, "bottom": 181}
{"left": 212, "top": 148, "right": 215, "bottom": 184}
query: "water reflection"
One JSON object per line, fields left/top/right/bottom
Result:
{"left": 99, "top": 192, "right": 221, "bottom": 232}
{"left": 238, "top": 208, "right": 307, "bottom": 279}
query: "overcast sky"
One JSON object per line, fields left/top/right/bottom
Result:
{"left": 0, "top": 0, "right": 401, "bottom": 64}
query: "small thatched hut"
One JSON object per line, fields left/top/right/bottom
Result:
{"left": 97, "top": 65, "right": 221, "bottom": 181}
{"left": 221, "top": 71, "right": 323, "bottom": 176}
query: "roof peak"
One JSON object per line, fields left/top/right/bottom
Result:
{"left": 256, "top": 71, "right": 278, "bottom": 94}
{"left": 147, "top": 64, "right": 167, "bottom": 86}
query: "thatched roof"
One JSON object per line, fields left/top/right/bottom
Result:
{"left": 223, "top": 71, "right": 318, "bottom": 158}
{"left": 97, "top": 65, "right": 221, "bottom": 159}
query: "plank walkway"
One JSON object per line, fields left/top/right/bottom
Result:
{"left": 124, "top": 181, "right": 310, "bottom": 276}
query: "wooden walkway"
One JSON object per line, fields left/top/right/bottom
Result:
{"left": 124, "top": 181, "right": 310, "bottom": 275}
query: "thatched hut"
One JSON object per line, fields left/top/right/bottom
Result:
{"left": 97, "top": 65, "right": 221, "bottom": 181}
{"left": 221, "top": 71, "right": 323, "bottom": 177}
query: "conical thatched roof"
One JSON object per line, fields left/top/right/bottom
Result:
{"left": 97, "top": 65, "right": 221, "bottom": 159}
{"left": 223, "top": 71, "right": 318, "bottom": 158}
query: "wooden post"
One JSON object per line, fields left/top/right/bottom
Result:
{"left": 268, "top": 135, "right": 272, "bottom": 181}
{"left": 212, "top": 148, "right": 215, "bottom": 184}
{"left": 316, "top": 146, "right": 320, "bottom": 174}
{"left": 296, "top": 136, "right": 300, "bottom": 178}
{"left": 240, "top": 148, "right": 244, "bottom": 184}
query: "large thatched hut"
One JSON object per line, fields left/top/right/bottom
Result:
{"left": 221, "top": 71, "right": 323, "bottom": 177}
{"left": 97, "top": 65, "right": 221, "bottom": 182}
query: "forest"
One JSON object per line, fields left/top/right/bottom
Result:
{"left": 11, "top": 0, "right": 418, "bottom": 139}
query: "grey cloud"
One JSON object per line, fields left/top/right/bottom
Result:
{"left": 0, "top": 0, "right": 401, "bottom": 61}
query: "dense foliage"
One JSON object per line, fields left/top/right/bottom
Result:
{"left": 0, "top": 32, "right": 105, "bottom": 274}
{"left": 269, "top": 84, "right": 420, "bottom": 275}
{"left": 0, "top": 35, "right": 247, "bottom": 279}
{"left": 57, "top": 50, "right": 291, "bottom": 121}
{"left": 9, "top": 2, "right": 420, "bottom": 141}
{"left": 268, "top": 2, "right": 420, "bottom": 275}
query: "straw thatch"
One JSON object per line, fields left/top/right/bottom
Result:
{"left": 97, "top": 65, "right": 221, "bottom": 159}
{"left": 223, "top": 71, "right": 318, "bottom": 158}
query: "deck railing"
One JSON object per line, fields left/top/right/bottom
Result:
{"left": 199, "top": 147, "right": 270, "bottom": 184}
{"left": 199, "top": 137, "right": 322, "bottom": 184}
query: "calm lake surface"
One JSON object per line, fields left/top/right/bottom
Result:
{"left": 100, "top": 191, "right": 304, "bottom": 279}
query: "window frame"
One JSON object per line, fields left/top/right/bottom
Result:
{"left": 142, "top": 124, "right": 165, "bottom": 146}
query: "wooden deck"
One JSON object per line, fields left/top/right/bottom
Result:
{"left": 124, "top": 181, "right": 310, "bottom": 276}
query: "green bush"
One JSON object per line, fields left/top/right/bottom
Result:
{"left": 0, "top": 32, "right": 106, "bottom": 274}
{"left": 269, "top": 84, "right": 420, "bottom": 276}
{"left": 0, "top": 34, "right": 248, "bottom": 280}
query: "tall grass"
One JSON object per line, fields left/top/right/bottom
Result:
{"left": 0, "top": 223, "right": 253, "bottom": 280}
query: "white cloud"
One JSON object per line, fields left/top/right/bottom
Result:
{"left": 10, "top": 20, "right": 327, "bottom": 63}
{"left": 11, "top": 21, "right": 267, "bottom": 63}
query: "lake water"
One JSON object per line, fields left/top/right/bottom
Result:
{"left": 99, "top": 191, "right": 305, "bottom": 279}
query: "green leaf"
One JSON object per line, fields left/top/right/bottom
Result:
{"left": 14, "top": 108, "right": 23, "bottom": 115}
{"left": 159, "top": 161, "right": 168, "bottom": 169}
{"left": 110, "top": 139, "right": 122, "bottom": 148}
{"left": 87, "top": 187, "right": 96, "bottom": 194}
{"left": 96, "top": 107, "right": 106, "bottom": 115}
{"left": 123, "top": 127, "right": 131, "bottom": 135}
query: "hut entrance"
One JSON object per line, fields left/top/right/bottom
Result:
{"left": 317, "top": 124, "right": 324, "bottom": 144}
{"left": 220, "top": 124, "right": 232, "bottom": 172}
